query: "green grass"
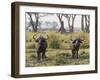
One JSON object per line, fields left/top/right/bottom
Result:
{"left": 25, "top": 31, "right": 89, "bottom": 67}
{"left": 26, "top": 48, "right": 89, "bottom": 67}
{"left": 26, "top": 31, "right": 89, "bottom": 49}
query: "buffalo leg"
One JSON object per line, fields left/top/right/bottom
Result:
{"left": 72, "top": 49, "right": 75, "bottom": 58}
{"left": 72, "top": 49, "right": 74, "bottom": 58}
{"left": 42, "top": 49, "right": 46, "bottom": 59}
{"left": 76, "top": 50, "right": 78, "bottom": 59}
{"left": 37, "top": 51, "right": 41, "bottom": 62}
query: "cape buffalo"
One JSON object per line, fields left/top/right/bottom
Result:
{"left": 33, "top": 35, "right": 48, "bottom": 62}
{"left": 71, "top": 38, "right": 83, "bottom": 59}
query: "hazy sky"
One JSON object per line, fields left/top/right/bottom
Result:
{"left": 26, "top": 13, "right": 82, "bottom": 31}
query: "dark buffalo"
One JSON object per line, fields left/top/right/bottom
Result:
{"left": 33, "top": 35, "right": 48, "bottom": 62}
{"left": 71, "top": 38, "right": 83, "bottom": 59}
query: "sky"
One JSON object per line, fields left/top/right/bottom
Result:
{"left": 25, "top": 13, "right": 82, "bottom": 31}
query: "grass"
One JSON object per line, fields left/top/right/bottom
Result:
{"left": 26, "top": 31, "right": 89, "bottom": 49}
{"left": 26, "top": 48, "right": 89, "bottom": 67}
{"left": 25, "top": 31, "right": 89, "bottom": 67}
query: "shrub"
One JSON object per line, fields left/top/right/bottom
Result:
{"left": 26, "top": 32, "right": 89, "bottom": 49}
{"left": 26, "top": 53, "right": 36, "bottom": 61}
{"left": 48, "top": 33, "right": 61, "bottom": 49}
{"left": 26, "top": 43, "right": 36, "bottom": 49}
{"left": 81, "top": 43, "right": 89, "bottom": 48}
{"left": 54, "top": 52, "right": 71, "bottom": 65}
{"left": 80, "top": 51, "right": 89, "bottom": 59}
{"left": 30, "top": 54, "right": 36, "bottom": 59}
{"left": 29, "top": 39, "right": 32, "bottom": 42}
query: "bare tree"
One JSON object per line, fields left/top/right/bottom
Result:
{"left": 81, "top": 15, "right": 85, "bottom": 32}
{"left": 81, "top": 15, "right": 90, "bottom": 33}
{"left": 34, "top": 13, "right": 39, "bottom": 32}
{"left": 27, "top": 12, "right": 39, "bottom": 32}
{"left": 85, "top": 15, "right": 90, "bottom": 33}
{"left": 56, "top": 14, "right": 65, "bottom": 33}
{"left": 27, "top": 13, "right": 48, "bottom": 32}
{"left": 64, "top": 14, "right": 76, "bottom": 32}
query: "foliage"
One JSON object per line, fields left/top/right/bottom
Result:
{"left": 54, "top": 52, "right": 71, "bottom": 65}
{"left": 80, "top": 51, "right": 89, "bottom": 59}
{"left": 26, "top": 31, "right": 89, "bottom": 49}
{"left": 26, "top": 49, "right": 89, "bottom": 67}
{"left": 26, "top": 43, "right": 36, "bottom": 49}
{"left": 47, "top": 32, "right": 61, "bottom": 49}
{"left": 25, "top": 32, "right": 90, "bottom": 67}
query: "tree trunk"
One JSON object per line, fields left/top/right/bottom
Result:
{"left": 27, "top": 13, "right": 39, "bottom": 32}
{"left": 81, "top": 15, "right": 85, "bottom": 32}
{"left": 28, "top": 13, "right": 35, "bottom": 32}
{"left": 34, "top": 13, "right": 39, "bottom": 32}
{"left": 85, "top": 15, "right": 90, "bottom": 33}
{"left": 69, "top": 25, "right": 74, "bottom": 32}
{"left": 59, "top": 21, "right": 65, "bottom": 33}
{"left": 57, "top": 14, "right": 65, "bottom": 33}
{"left": 64, "top": 14, "right": 76, "bottom": 32}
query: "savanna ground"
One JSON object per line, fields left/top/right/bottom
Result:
{"left": 26, "top": 31, "right": 89, "bottom": 67}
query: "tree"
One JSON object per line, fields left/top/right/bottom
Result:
{"left": 27, "top": 13, "right": 48, "bottom": 32}
{"left": 27, "top": 12, "right": 39, "bottom": 32}
{"left": 81, "top": 15, "right": 85, "bottom": 32}
{"left": 81, "top": 15, "right": 90, "bottom": 33}
{"left": 56, "top": 14, "right": 65, "bottom": 33}
{"left": 85, "top": 15, "right": 90, "bottom": 33}
{"left": 64, "top": 14, "right": 76, "bottom": 32}
{"left": 34, "top": 13, "right": 39, "bottom": 32}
